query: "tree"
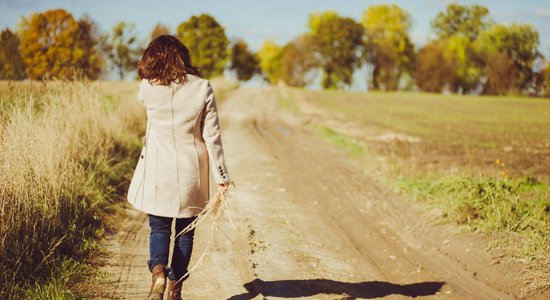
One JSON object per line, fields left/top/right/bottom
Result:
{"left": 362, "top": 4, "right": 414, "bottom": 91}
{"left": 279, "top": 34, "right": 317, "bottom": 87}
{"left": 414, "top": 41, "right": 454, "bottom": 92}
{"left": 257, "top": 40, "right": 283, "bottom": 85}
{"left": 0, "top": 28, "right": 25, "bottom": 80}
{"left": 20, "top": 9, "right": 104, "bottom": 80}
{"left": 482, "top": 52, "right": 517, "bottom": 95}
{"left": 105, "top": 21, "right": 140, "bottom": 80}
{"left": 74, "top": 16, "right": 104, "bottom": 80}
{"left": 443, "top": 35, "right": 483, "bottom": 93}
{"left": 540, "top": 62, "right": 550, "bottom": 97}
{"left": 176, "top": 14, "right": 228, "bottom": 78}
{"left": 432, "top": 4, "right": 491, "bottom": 41}
{"left": 151, "top": 23, "right": 170, "bottom": 41}
{"left": 476, "top": 23, "right": 541, "bottom": 92}
{"left": 427, "top": 4, "right": 493, "bottom": 94}
{"left": 229, "top": 39, "right": 259, "bottom": 81}
{"left": 308, "top": 11, "right": 363, "bottom": 89}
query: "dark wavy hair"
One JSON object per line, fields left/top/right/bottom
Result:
{"left": 138, "top": 35, "right": 201, "bottom": 85}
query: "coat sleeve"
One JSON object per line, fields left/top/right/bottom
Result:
{"left": 137, "top": 82, "right": 145, "bottom": 103}
{"left": 202, "top": 81, "right": 230, "bottom": 184}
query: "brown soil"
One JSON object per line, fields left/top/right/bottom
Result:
{"left": 90, "top": 87, "right": 548, "bottom": 299}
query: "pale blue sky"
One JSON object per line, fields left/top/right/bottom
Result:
{"left": 1, "top": 0, "right": 549, "bottom": 53}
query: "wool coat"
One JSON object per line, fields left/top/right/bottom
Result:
{"left": 127, "top": 75, "right": 230, "bottom": 218}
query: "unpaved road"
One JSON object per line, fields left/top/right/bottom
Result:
{"left": 92, "top": 87, "right": 543, "bottom": 299}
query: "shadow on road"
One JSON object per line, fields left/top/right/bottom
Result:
{"left": 227, "top": 278, "right": 445, "bottom": 299}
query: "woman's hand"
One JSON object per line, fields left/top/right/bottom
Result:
{"left": 217, "top": 183, "right": 228, "bottom": 192}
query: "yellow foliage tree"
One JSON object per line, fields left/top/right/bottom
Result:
{"left": 362, "top": 4, "right": 414, "bottom": 90}
{"left": 20, "top": 9, "right": 103, "bottom": 80}
{"left": 257, "top": 40, "right": 283, "bottom": 85}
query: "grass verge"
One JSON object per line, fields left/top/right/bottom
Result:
{"left": 0, "top": 81, "right": 143, "bottom": 299}
{"left": 398, "top": 174, "right": 550, "bottom": 295}
{"left": 296, "top": 87, "right": 550, "bottom": 296}
{"left": 310, "top": 124, "right": 365, "bottom": 158}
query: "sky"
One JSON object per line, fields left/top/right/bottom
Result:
{"left": 1, "top": 0, "right": 549, "bottom": 52}
{"left": 1, "top": 0, "right": 550, "bottom": 87}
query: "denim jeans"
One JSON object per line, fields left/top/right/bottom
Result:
{"left": 147, "top": 214, "right": 196, "bottom": 281}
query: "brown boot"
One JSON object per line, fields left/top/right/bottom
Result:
{"left": 167, "top": 279, "right": 182, "bottom": 300}
{"left": 148, "top": 264, "right": 166, "bottom": 300}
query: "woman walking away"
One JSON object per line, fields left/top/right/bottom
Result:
{"left": 127, "top": 35, "right": 231, "bottom": 300}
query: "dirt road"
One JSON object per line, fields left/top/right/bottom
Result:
{"left": 94, "top": 87, "right": 539, "bottom": 299}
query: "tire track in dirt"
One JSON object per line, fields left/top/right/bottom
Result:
{"left": 218, "top": 87, "right": 526, "bottom": 299}
{"left": 94, "top": 86, "right": 533, "bottom": 299}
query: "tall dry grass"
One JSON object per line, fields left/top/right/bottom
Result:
{"left": 0, "top": 81, "right": 144, "bottom": 298}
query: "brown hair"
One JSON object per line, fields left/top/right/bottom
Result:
{"left": 138, "top": 35, "right": 201, "bottom": 85}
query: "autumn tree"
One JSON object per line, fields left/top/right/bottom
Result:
{"left": 279, "top": 34, "right": 317, "bottom": 87}
{"left": 443, "top": 35, "right": 485, "bottom": 93}
{"left": 432, "top": 4, "right": 491, "bottom": 41}
{"left": 540, "top": 62, "right": 550, "bottom": 97}
{"left": 428, "top": 4, "right": 492, "bottom": 93}
{"left": 476, "top": 23, "right": 541, "bottom": 93}
{"left": 151, "top": 23, "right": 170, "bottom": 41}
{"left": 229, "top": 39, "right": 259, "bottom": 81}
{"left": 257, "top": 40, "right": 283, "bottom": 84}
{"left": 482, "top": 52, "right": 517, "bottom": 95}
{"left": 308, "top": 11, "right": 363, "bottom": 89}
{"left": 74, "top": 16, "right": 104, "bottom": 80}
{"left": 414, "top": 41, "right": 454, "bottom": 92}
{"left": 176, "top": 14, "right": 228, "bottom": 78}
{"left": 362, "top": 4, "right": 414, "bottom": 91}
{"left": 0, "top": 28, "right": 25, "bottom": 80}
{"left": 19, "top": 9, "right": 103, "bottom": 80}
{"left": 105, "top": 21, "right": 141, "bottom": 79}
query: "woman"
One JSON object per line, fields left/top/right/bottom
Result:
{"left": 127, "top": 35, "right": 230, "bottom": 300}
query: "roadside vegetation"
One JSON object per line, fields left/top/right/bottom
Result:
{"left": 0, "top": 81, "right": 144, "bottom": 299}
{"left": 280, "top": 87, "right": 550, "bottom": 296}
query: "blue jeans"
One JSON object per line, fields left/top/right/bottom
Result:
{"left": 147, "top": 214, "right": 196, "bottom": 281}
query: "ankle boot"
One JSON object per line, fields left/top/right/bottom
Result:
{"left": 167, "top": 279, "right": 183, "bottom": 300}
{"left": 148, "top": 264, "right": 166, "bottom": 300}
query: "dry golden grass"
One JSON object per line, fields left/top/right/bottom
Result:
{"left": 0, "top": 81, "right": 144, "bottom": 298}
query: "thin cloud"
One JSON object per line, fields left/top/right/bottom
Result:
{"left": 534, "top": 8, "right": 550, "bottom": 18}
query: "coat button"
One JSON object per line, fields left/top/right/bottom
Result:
{"left": 140, "top": 154, "right": 144, "bottom": 159}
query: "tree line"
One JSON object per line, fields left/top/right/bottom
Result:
{"left": 1, "top": 5, "right": 550, "bottom": 96}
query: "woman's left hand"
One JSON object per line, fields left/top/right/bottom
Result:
{"left": 217, "top": 183, "right": 228, "bottom": 192}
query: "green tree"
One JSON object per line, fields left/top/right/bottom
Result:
{"left": 432, "top": 4, "right": 491, "bottom": 41}
{"left": 176, "top": 14, "right": 228, "bottom": 78}
{"left": 257, "top": 40, "right": 283, "bottom": 85}
{"left": 414, "top": 40, "right": 454, "bottom": 93}
{"left": 105, "top": 21, "right": 141, "bottom": 80}
{"left": 151, "top": 23, "right": 170, "bottom": 41}
{"left": 20, "top": 9, "right": 103, "bottom": 80}
{"left": 308, "top": 11, "right": 363, "bottom": 89}
{"left": 229, "top": 39, "right": 259, "bottom": 81}
{"left": 279, "top": 34, "right": 317, "bottom": 87}
{"left": 476, "top": 23, "right": 541, "bottom": 92}
{"left": 362, "top": 4, "right": 414, "bottom": 91}
{"left": 0, "top": 28, "right": 25, "bottom": 80}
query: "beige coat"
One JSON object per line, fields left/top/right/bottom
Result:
{"left": 127, "top": 75, "right": 230, "bottom": 218}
